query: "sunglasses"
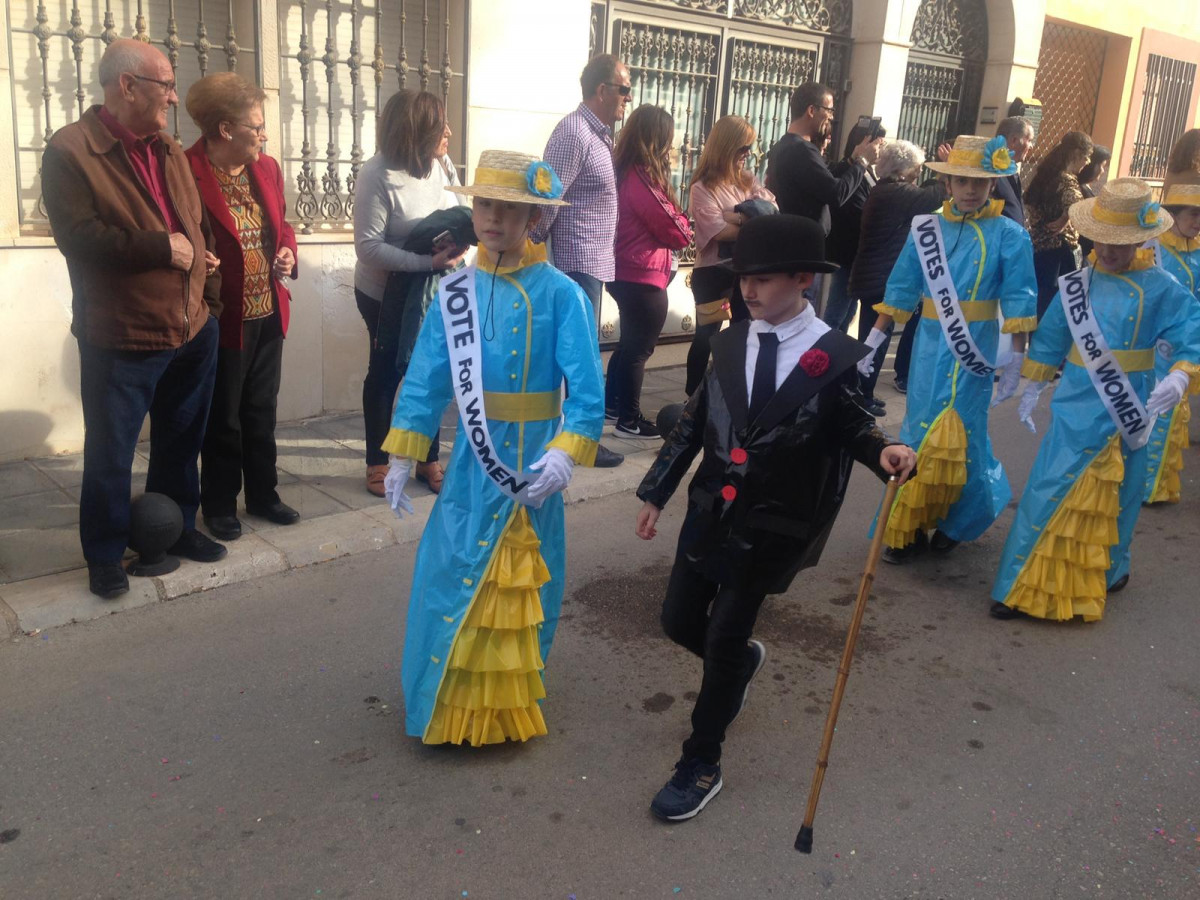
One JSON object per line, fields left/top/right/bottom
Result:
{"left": 604, "top": 82, "right": 633, "bottom": 97}
{"left": 737, "top": 145, "right": 753, "bottom": 156}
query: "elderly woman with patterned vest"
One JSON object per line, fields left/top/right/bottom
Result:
{"left": 381, "top": 150, "right": 605, "bottom": 746}
{"left": 991, "top": 178, "right": 1200, "bottom": 622}
{"left": 1144, "top": 132, "right": 1200, "bottom": 505}
{"left": 184, "top": 73, "right": 299, "bottom": 541}
{"left": 860, "top": 134, "right": 1037, "bottom": 564}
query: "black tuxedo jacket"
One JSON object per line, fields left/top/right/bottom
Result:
{"left": 994, "top": 174, "right": 1026, "bottom": 228}
{"left": 637, "top": 322, "right": 897, "bottom": 594}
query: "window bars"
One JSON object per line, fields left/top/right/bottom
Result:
{"left": 1129, "top": 53, "right": 1197, "bottom": 182}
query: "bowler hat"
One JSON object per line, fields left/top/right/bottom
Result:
{"left": 730, "top": 214, "right": 838, "bottom": 275}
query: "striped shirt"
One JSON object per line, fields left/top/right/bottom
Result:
{"left": 533, "top": 103, "right": 617, "bottom": 281}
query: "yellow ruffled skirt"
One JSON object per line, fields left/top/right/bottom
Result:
{"left": 883, "top": 407, "right": 967, "bottom": 548}
{"left": 1146, "top": 400, "right": 1190, "bottom": 504}
{"left": 423, "top": 507, "right": 551, "bottom": 746}
{"left": 1002, "top": 434, "right": 1124, "bottom": 621}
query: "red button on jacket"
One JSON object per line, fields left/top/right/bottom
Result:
{"left": 721, "top": 485, "right": 738, "bottom": 502}
{"left": 730, "top": 448, "right": 748, "bottom": 465}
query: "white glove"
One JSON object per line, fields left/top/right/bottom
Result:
{"left": 1145, "top": 369, "right": 1189, "bottom": 417}
{"left": 525, "top": 448, "right": 574, "bottom": 507}
{"left": 857, "top": 328, "right": 888, "bottom": 377}
{"left": 991, "top": 351, "right": 1024, "bottom": 407}
{"left": 384, "top": 456, "right": 415, "bottom": 518}
{"left": 1017, "top": 381, "right": 1047, "bottom": 434}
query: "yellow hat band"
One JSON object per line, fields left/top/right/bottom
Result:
{"left": 1165, "top": 184, "right": 1200, "bottom": 206}
{"left": 1092, "top": 204, "right": 1154, "bottom": 227}
{"left": 947, "top": 148, "right": 985, "bottom": 168}
{"left": 472, "top": 167, "right": 529, "bottom": 190}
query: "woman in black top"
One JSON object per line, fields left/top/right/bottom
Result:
{"left": 823, "top": 122, "right": 885, "bottom": 333}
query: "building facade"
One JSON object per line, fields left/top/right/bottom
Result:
{"left": 1, "top": 0, "right": 1197, "bottom": 461}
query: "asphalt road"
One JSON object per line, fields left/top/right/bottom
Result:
{"left": 2, "top": 402, "right": 1200, "bottom": 899}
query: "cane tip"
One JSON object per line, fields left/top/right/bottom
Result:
{"left": 795, "top": 825, "right": 814, "bottom": 853}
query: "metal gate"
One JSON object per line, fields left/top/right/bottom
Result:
{"left": 1026, "top": 21, "right": 1108, "bottom": 177}
{"left": 896, "top": 0, "right": 988, "bottom": 160}
{"left": 1130, "top": 53, "right": 1198, "bottom": 181}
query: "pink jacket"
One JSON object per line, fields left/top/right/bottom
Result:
{"left": 613, "top": 167, "right": 692, "bottom": 288}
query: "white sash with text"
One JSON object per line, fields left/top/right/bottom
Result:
{"left": 437, "top": 266, "right": 537, "bottom": 503}
{"left": 1057, "top": 267, "right": 1154, "bottom": 450}
{"left": 911, "top": 214, "right": 996, "bottom": 378}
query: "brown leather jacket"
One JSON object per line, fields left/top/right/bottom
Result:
{"left": 42, "top": 106, "right": 220, "bottom": 350}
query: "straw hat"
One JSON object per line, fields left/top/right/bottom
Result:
{"left": 446, "top": 149, "right": 569, "bottom": 206}
{"left": 1069, "top": 176, "right": 1174, "bottom": 244}
{"left": 1162, "top": 169, "right": 1200, "bottom": 209}
{"left": 925, "top": 134, "right": 1018, "bottom": 179}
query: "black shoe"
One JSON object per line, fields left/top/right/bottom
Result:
{"left": 168, "top": 528, "right": 228, "bottom": 563}
{"left": 1108, "top": 573, "right": 1129, "bottom": 593}
{"left": 203, "top": 514, "right": 242, "bottom": 541}
{"left": 893, "top": 377, "right": 908, "bottom": 394}
{"left": 650, "top": 758, "right": 723, "bottom": 822}
{"left": 246, "top": 500, "right": 300, "bottom": 526}
{"left": 594, "top": 444, "right": 625, "bottom": 468}
{"left": 731, "top": 640, "right": 767, "bottom": 724}
{"left": 882, "top": 531, "right": 928, "bottom": 565}
{"left": 615, "top": 416, "right": 661, "bottom": 439}
{"left": 88, "top": 563, "right": 129, "bottom": 599}
{"left": 990, "top": 601, "right": 1022, "bottom": 620}
{"left": 930, "top": 530, "right": 959, "bottom": 554}
{"left": 865, "top": 398, "right": 887, "bottom": 417}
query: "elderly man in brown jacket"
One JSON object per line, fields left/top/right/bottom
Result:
{"left": 42, "top": 39, "right": 227, "bottom": 598}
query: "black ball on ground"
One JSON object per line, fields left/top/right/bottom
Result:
{"left": 127, "top": 492, "right": 183, "bottom": 576}
{"left": 655, "top": 402, "right": 686, "bottom": 438}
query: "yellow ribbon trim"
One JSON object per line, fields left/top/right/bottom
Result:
{"left": 1021, "top": 358, "right": 1059, "bottom": 382}
{"left": 1065, "top": 347, "right": 1155, "bottom": 371}
{"left": 1092, "top": 204, "right": 1156, "bottom": 227}
{"left": 482, "top": 390, "right": 562, "bottom": 422}
{"left": 1170, "top": 359, "right": 1200, "bottom": 393}
{"left": 921, "top": 298, "right": 998, "bottom": 322}
{"left": 1162, "top": 185, "right": 1200, "bottom": 208}
{"left": 473, "top": 166, "right": 529, "bottom": 190}
{"left": 546, "top": 430, "right": 599, "bottom": 467}
{"left": 1086, "top": 248, "right": 1156, "bottom": 273}
{"left": 941, "top": 199, "right": 1005, "bottom": 221}
{"left": 381, "top": 427, "right": 433, "bottom": 460}
{"left": 873, "top": 301, "right": 914, "bottom": 325}
{"left": 1002, "top": 316, "right": 1038, "bottom": 334}
{"left": 477, "top": 240, "right": 548, "bottom": 274}
{"left": 947, "top": 148, "right": 985, "bottom": 167}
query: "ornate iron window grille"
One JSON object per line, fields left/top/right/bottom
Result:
{"left": 1129, "top": 53, "right": 1197, "bottom": 181}
{"left": 627, "top": 0, "right": 851, "bottom": 36}
{"left": 1025, "top": 22, "right": 1108, "bottom": 178}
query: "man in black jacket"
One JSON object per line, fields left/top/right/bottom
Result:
{"left": 634, "top": 215, "right": 916, "bottom": 822}
{"left": 991, "top": 116, "right": 1034, "bottom": 227}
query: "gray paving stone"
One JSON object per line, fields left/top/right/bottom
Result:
{"left": 0, "top": 568, "right": 161, "bottom": 633}
{"left": 0, "top": 461, "right": 58, "bottom": 498}
{"left": 0, "top": 489, "right": 83, "bottom": 582}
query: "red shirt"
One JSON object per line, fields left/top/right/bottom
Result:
{"left": 97, "top": 106, "right": 183, "bottom": 233}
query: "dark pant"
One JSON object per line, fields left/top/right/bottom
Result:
{"left": 605, "top": 280, "right": 669, "bottom": 420}
{"left": 821, "top": 266, "right": 855, "bottom": 332}
{"left": 855, "top": 298, "right": 891, "bottom": 400}
{"left": 355, "top": 289, "right": 438, "bottom": 467}
{"left": 686, "top": 267, "right": 749, "bottom": 396}
{"left": 893, "top": 307, "right": 920, "bottom": 383}
{"left": 200, "top": 313, "right": 285, "bottom": 517}
{"left": 661, "top": 556, "right": 767, "bottom": 765}
{"left": 78, "top": 315, "right": 219, "bottom": 564}
{"left": 1034, "top": 245, "right": 1078, "bottom": 320}
{"left": 566, "top": 271, "right": 604, "bottom": 329}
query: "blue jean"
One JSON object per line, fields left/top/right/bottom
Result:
{"left": 566, "top": 271, "right": 604, "bottom": 332}
{"left": 820, "top": 267, "right": 855, "bottom": 332}
{"left": 78, "top": 315, "right": 219, "bottom": 564}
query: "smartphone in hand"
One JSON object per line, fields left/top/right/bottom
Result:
{"left": 432, "top": 229, "right": 457, "bottom": 253}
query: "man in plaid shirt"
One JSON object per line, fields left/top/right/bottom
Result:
{"left": 534, "top": 53, "right": 632, "bottom": 468}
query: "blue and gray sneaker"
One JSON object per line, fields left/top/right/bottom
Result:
{"left": 650, "top": 757, "right": 723, "bottom": 821}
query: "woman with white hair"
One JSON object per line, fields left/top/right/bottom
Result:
{"left": 847, "top": 139, "right": 946, "bottom": 398}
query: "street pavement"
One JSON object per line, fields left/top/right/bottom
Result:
{"left": 2, "top": 392, "right": 1200, "bottom": 899}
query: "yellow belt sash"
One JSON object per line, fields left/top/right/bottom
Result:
{"left": 920, "top": 297, "right": 999, "bottom": 322}
{"left": 481, "top": 390, "right": 562, "bottom": 422}
{"left": 1066, "top": 347, "right": 1155, "bottom": 372}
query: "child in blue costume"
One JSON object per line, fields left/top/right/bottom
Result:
{"left": 859, "top": 135, "right": 1037, "bottom": 563}
{"left": 382, "top": 150, "right": 605, "bottom": 744}
{"left": 991, "top": 177, "right": 1200, "bottom": 622}
{"left": 1145, "top": 152, "right": 1200, "bottom": 504}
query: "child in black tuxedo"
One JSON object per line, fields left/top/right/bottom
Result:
{"left": 635, "top": 214, "right": 916, "bottom": 821}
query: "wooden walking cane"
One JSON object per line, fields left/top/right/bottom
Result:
{"left": 795, "top": 475, "right": 900, "bottom": 854}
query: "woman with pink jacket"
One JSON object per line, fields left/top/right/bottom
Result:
{"left": 607, "top": 106, "right": 693, "bottom": 438}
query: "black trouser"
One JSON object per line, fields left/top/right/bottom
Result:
{"left": 855, "top": 297, "right": 889, "bottom": 400}
{"left": 1034, "top": 245, "right": 1077, "bottom": 320}
{"left": 200, "top": 312, "right": 285, "bottom": 517}
{"left": 686, "top": 267, "right": 749, "bottom": 396}
{"left": 661, "top": 555, "right": 766, "bottom": 765}
{"left": 355, "top": 289, "right": 438, "bottom": 467}
{"left": 893, "top": 307, "right": 919, "bottom": 382}
{"left": 605, "top": 280, "right": 669, "bottom": 421}
{"left": 78, "top": 315, "right": 219, "bottom": 564}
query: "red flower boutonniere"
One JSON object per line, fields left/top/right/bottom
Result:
{"left": 798, "top": 348, "right": 830, "bottom": 377}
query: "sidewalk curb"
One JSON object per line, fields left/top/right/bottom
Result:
{"left": 0, "top": 453, "right": 656, "bottom": 636}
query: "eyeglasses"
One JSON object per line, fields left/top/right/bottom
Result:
{"left": 232, "top": 121, "right": 267, "bottom": 136}
{"left": 603, "top": 82, "right": 633, "bottom": 97}
{"left": 130, "top": 73, "right": 177, "bottom": 94}
{"left": 813, "top": 104, "right": 834, "bottom": 114}
{"left": 737, "top": 145, "right": 753, "bottom": 156}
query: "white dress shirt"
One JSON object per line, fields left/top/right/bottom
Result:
{"left": 744, "top": 303, "right": 831, "bottom": 397}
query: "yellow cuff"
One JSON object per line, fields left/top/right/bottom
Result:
{"left": 1170, "top": 360, "right": 1200, "bottom": 394}
{"left": 873, "top": 301, "right": 914, "bottom": 325}
{"left": 1002, "top": 316, "right": 1038, "bottom": 334}
{"left": 547, "top": 431, "right": 599, "bottom": 467}
{"left": 1022, "top": 358, "right": 1058, "bottom": 382}
{"left": 381, "top": 428, "right": 433, "bottom": 459}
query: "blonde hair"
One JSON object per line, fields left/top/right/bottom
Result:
{"left": 690, "top": 116, "right": 755, "bottom": 192}
{"left": 185, "top": 72, "right": 266, "bottom": 138}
